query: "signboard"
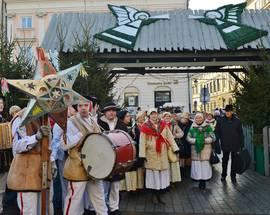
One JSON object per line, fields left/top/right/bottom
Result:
{"left": 200, "top": 87, "right": 210, "bottom": 103}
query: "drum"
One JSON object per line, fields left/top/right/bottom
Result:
{"left": 0, "top": 122, "right": 12, "bottom": 150}
{"left": 0, "top": 122, "right": 13, "bottom": 173}
{"left": 81, "top": 129, "right": 136, "bottom": 180}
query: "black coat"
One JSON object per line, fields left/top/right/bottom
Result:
{"left": 215, "top": 115, "right": 244, "bottom": 152}
{"left": 178, "top": 120, "right": 192, "bottom": 158}
{"left": 97, "top": 116, "right": 128, "bottom": 181}
{"left": 98, "top": 116, "right": 128, "bottom": 132}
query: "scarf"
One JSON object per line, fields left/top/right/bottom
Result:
{"left": 190, "top": 124, "right": 213, "bottom": 153}
{"left": 140, "top": 120, "right": 167, "bottom": 154}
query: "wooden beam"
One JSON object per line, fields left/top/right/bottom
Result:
{"left": 102, "top": 61, "right": 263, "bottom": 68}
{"left": 229, "top": 71, "right": 245, "bottom": 86}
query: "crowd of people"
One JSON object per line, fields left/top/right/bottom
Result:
{"left": 0, "top": 95, "right": 245, "bottom": 215}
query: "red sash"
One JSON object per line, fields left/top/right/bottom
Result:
{"left": 140, "top": 120, "right": 168, "bottom": 153}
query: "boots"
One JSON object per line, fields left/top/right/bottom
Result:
{"left": 199, "top": 180, "right": 206, "bottom": 190}
{"left": 152, "top": 191, "right": 159, "bottom": 204}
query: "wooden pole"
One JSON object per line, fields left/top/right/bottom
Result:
{"left": 41, "top": 114, "right": 49, "bottom": 215}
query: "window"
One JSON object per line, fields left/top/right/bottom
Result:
{"left": 217, "top": 79, "right": 220, "bottom": 91}
{"left": 154, "top": 91, "right": 171, "bottom": 108}
{"left": 22, "top": 16, "right": 32, "bottom": 28}
{"left": 124, "top": 93, "right": 138, "bottom": 107}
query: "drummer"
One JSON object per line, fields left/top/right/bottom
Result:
{"left": 98, "top": 102, "right": 127, "bottom": 215}
{"left": 63, "top": 101, "right": 108, "bottom": 215}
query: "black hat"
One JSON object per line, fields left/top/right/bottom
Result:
{"left": 117, "top": 110, "right": 129, "bottom": 120}
{"left": 101, "top": 102, "right": 119, "bottom": 113}
{"left": 224, "top": 104, "right": 233, "bottom": 112}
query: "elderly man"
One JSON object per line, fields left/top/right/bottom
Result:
{"left": 215, "top": 104, "right": 244, "bottom": 183}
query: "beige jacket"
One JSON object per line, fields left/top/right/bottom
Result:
{"left": 139, "top": 121, "right": 179, "bottom": 170}
{"left": 8, "top": 119, "right": 52, "bottom": 191}
{"left": 63, "top": 114, "right": 101, "bottom": 181}
{"left": 186, "top": 122, "right": 216, "bottom": 161}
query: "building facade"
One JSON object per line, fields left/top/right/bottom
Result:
{"left": 5, "top": 0, "right": 190, "bottom": 112}
{"left": 191, "top": 72, "right": 245, "bottom": 113}
{"left": 247, "top": 0, "right": 270, "bottom": 9}
{"left": 113, "top": 73, "right": 190, "bottom": 115}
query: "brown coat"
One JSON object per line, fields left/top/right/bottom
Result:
{"left": 63, "top": 114, "right": 101, "bottom": 181}
{"left": 186, "top": 122, "right": 216, "bottom": 161}
{"left": 139, "top": 121, "right": 179, "bottom": 171}
{"left": 7, "top": 119, "right": 52, "bottom": 191}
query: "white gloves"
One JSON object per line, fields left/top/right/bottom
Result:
{"left": 36, "top": 125, "right": 51, "bottom": 141}
{"left": 205, "top": 137, "right": 213, "bottom": 144}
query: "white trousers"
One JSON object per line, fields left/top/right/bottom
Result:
{"left": 0, "top": 172, "right": 7, "bottom": 213}
{"left": 64, "top": 180, "right": 107, "bottom": 215}
{"left": 106, "top": 181, "right": 120, "bottom": 212}
{"left": 17, "top": 188, "right": 53, "bottom": 215}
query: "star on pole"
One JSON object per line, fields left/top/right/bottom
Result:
{"left": 8, "top": 48, "right": 88, "bottom": 127}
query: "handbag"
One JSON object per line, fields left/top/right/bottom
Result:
{"left": 210, "top": 151, "right": 220, "bottom": 165}
{"left": 233, "top": 149, "right": 251, "bottom": 174}
{"left": 168, "top": 146, "right": 178, "bottom": 163}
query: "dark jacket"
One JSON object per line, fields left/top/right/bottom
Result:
{"left": 98, "top": 116, "right": 128, "bottom": 132}
{"left": 178, "top": 120, "right": 193, "bottom": 158}
{"left": 97, "top": 115, "right": 128, "bottom": 181}
{"left": 215, "top": 115, "right": 244, "bottom": 152}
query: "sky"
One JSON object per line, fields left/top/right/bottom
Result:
{"left": 189, "top": 0, "right": 246, "bottom": 10}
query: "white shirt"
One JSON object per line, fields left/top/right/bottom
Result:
{"left": 51, "top": 123, "right": 65, "bottom": 161}
{"left": 62, "top": 114, "right": 97, "bottom": 151}
{"left": 12, "top": 117, "right": 39, "bottom": 156}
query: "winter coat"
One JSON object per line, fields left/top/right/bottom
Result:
{"left": 139, "top": 120, "right": 179, "bottom": 171}
{"left": 178, "top": 120, "right": 193, "bottom": 158}
{"left": 97, "top": 115, "right": 128, "bottom": 181}
{"left": 170, "top": 122, "right": 184, "bottom": 139}
{"left": 215, "top": 115, "right": 244, "bottom": 152}
{"left": 186, "top": 122, "right": 216, "bottom": 161}
{"left": 98, "top": 116, "right": 128, "bottom": 133}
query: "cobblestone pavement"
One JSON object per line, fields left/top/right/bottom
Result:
{"left": 120, "top": 164, "right": 270, "bottom": 215}
{"left": 3, "top": 163, "right": 270, "bottom": 215}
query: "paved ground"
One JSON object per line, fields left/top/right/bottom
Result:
{"left": 120, "top": 164, "right": 270, "bottom": 215}
{"left": 3, "top": 162, "right": 270, "bottom": 215}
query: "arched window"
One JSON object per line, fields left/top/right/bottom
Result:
{"left": 124, "top": 86, "right": 139, "bottom": 107}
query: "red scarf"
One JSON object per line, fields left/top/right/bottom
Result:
{"left": 140, "top": 120, "right": 168, "bottom": 153}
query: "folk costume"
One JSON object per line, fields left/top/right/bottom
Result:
{"left": 139, "top": 109, "right": 179, "bottom": 203}
{"left": 186, "top": 113, "right": 216, "bottom": 189}
{"left": 7, "top": 115, "right": 53, "bottom": 214}
{"left": 119, "top": 111, "right": 144, "bottom": 192}
{"left": 63, "top": 112, "right": 107, "bottom": 215}
{"left": 163, "top": 112, "right": 184, "bottom": 184}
